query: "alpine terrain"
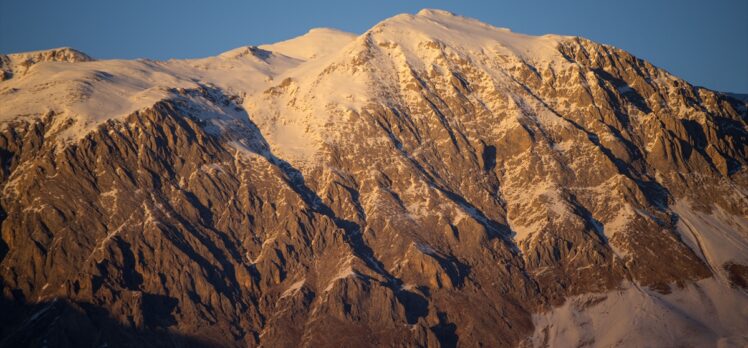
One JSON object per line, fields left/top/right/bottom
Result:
{"left": 1, "top": 9, "right": 747, "bottom": 347}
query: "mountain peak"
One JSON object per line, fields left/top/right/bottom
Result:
{"left": 259, "top": 27, "right": 356, "bottom": 61}
{"left": 1, "top": 47, "right": 94, "bottom": 81}
{"left": 364, "top": 9, "right": 566, "bottom": 63}
{"left": 416, "top": 8, "right": 457, "bottom": 17}
{"left": 307, "top": 27, "right": 352, "bottom": 35}
{"left": 5, "top": 47, "right": 93, "bottom": 63}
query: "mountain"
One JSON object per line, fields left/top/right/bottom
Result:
{"left": 1, "top": 9, "right": 747, "bottom": 347}
{"left": 0, "top": 47, "right": 94, "bottom": 81}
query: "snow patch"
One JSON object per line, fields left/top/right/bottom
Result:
{"left": 672, "top": 200, "right": 748, "bottom": 279}
{"left": 280, "top": 278, "right": 305, "bottom": 299}
{"left": 324, "top": 255, "right": 359, "bottom": 292}
{"left": 529, "top": 278, "right": 748, "bottom": 347}
{"left": 508, "top": 180, "right": 572, "bottom": 241}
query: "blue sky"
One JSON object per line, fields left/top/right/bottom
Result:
{"left": 1, "top": 0, "right": 747, "bottom": 93}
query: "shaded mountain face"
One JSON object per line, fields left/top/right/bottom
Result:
{"left": 1, "top": 9, "right": 747, "bottom": 348}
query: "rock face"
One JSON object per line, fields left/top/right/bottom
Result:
{"left": 1, "top": 9, "right": 747, "bottom": 348}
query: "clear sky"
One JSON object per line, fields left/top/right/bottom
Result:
{"left": 1, "top": 0, "right": 747, "bottom": 93}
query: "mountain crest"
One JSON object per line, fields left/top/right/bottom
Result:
{"left": 1, "top": 47, "right": 93, "bottom": 81}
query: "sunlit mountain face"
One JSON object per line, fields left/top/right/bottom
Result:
{"left": 1, "top": 9, "right": 747, "bottom": 348}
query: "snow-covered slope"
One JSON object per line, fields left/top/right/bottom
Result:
{"left": 259, "top": 27, "right": 356, "bottom": 61}
{"left": 531, "top": 196, "right": 748, "bottom": 347}
{"left": 0, "top": 9, "right": 572, "bottom": 163}
{"left": 529, "top": 278, "right": 748, "bottom": 347}
{"left": 0, "top": 59, "right": 193, "bottom": 139}
{"left": 673, "top": 200, "right": 748, "bottom": 279}
{"left": 0, "top": 47, "right": 93, "bottom": 80}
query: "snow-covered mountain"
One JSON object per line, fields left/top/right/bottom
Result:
{"left": 1, "top": 9, "right": 747, "bottom": 347}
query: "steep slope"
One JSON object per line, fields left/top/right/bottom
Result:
{"left": 1, "top": 9, "right": 747, "bottom": 348}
